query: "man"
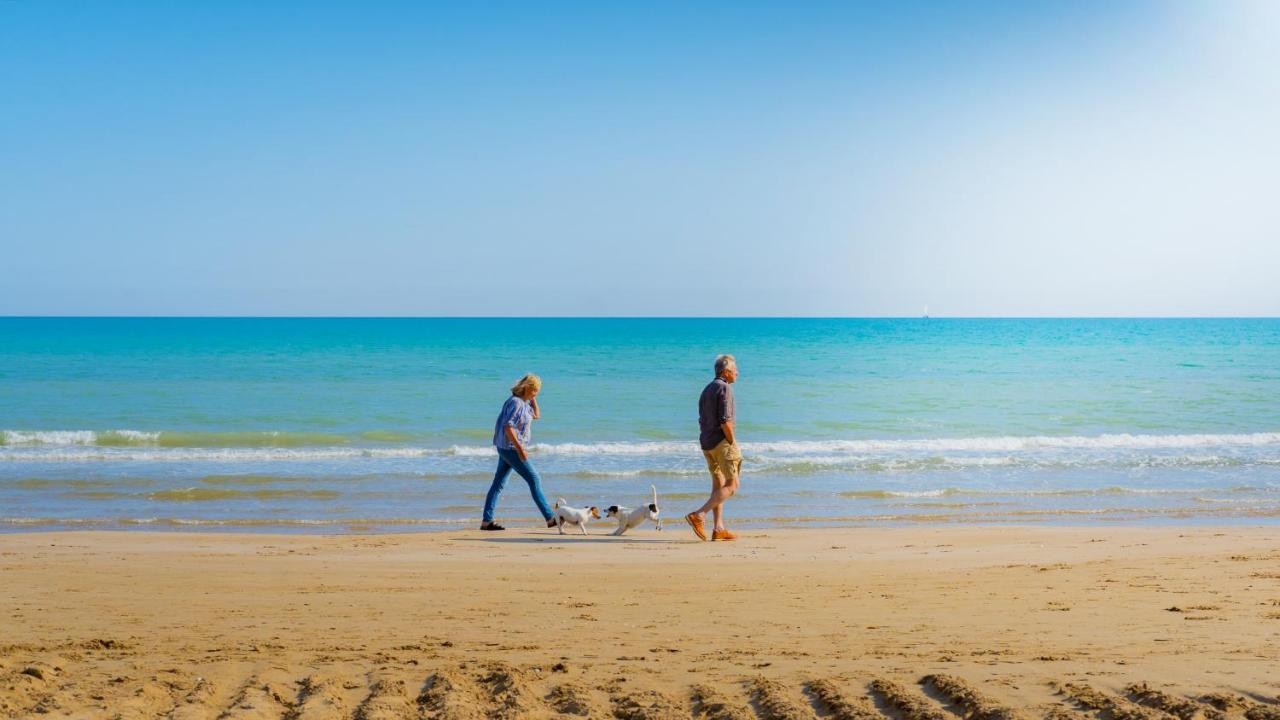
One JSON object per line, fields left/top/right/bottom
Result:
{"left": 685, "top": 354, "right": 741, "bottom": 541}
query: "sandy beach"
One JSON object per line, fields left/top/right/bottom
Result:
{"left": 1, "top": 525, "right": 1278, "bottom": 719}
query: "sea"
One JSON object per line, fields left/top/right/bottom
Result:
{"left": 2, "top": 317, "right": 1278, "bottom": 532}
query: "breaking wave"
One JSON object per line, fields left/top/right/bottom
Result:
{"left": 5, "top": 429, "right": 1279, "bottom": 452}
{"left": 3, "top": 430, "right": 1278, "bottom": 474}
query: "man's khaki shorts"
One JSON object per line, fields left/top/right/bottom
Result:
{"left": 702, "top": 439, "right": 742, "bottom": 485}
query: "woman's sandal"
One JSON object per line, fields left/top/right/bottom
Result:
{"left": 546, "top": 518, "right": 559, "bottom": 528}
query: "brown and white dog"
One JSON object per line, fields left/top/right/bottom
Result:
{"left": 553, "top": 498, "right": 600, "bottom": 535}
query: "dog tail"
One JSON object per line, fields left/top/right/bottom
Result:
{"left": 556, "top": 497, "right": 567, "bottom": 509}
{"left": 650, "top": 484, "right": 658, "bottom": 505}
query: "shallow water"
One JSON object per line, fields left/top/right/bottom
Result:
{"left": 2, "top": 317, "right": 1278, "bottom": 530}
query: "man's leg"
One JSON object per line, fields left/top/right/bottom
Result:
{"left": 711, "top": 485, "right": 723, "bottom": 531}
{"left": 689, "top": 443, "right": 742, "bottom": 540}
{"left": 717, "top": 453, "right": 741, "bottom": 531}
{"left": 697, "top": 442, "right": 740, "bottom": 533}
{"left": 688, "top": 472, "right": 735, "bottom": 540}
{"left": 711, "top": 475, "right": 724, "bottom": 531}
{"left": 709, "top": 475, "right": 739, "bottom": 531}
{"left": 693, "top": 446, "right": 736, "bottom": 522}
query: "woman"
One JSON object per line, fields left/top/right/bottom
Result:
{"left": 480, "top": 373, "right": 557, "bottom": 531}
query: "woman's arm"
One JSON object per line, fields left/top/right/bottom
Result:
{"left": 504, "top": 425, "right": 528, "bottom": 461}
{"left": 529, "top": 396, "right": 540, "bottom": 420}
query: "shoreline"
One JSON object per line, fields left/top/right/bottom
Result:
{"left": 2, "top": 512, "right": 1278, "bottom": 535}
{"left": 3, "top": 525, "right": 1279, "bottom": 718}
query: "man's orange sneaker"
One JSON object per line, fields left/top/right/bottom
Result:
{"left": 712, "top": 528, "right": 738, "bottom": 541}
{"left": 684, "top": 512, "right": 707, "bottom": 541}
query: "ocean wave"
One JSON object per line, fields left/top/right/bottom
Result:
{"left": 1, "top": 447, "right": 1271, "bottom": 475}
{"left": 5, "top": 477, "right": 158, "bottom": 489}
{"left": 752, "top": 504, "right": 1280, "bottom": 524}
{"left": 0, "top": 447, "right": 441, "bottom": 462}
{"left": 198, "top": 474, "right": 320, "bottom": 486}
{"left": 2, "top": 431, "right": 1279, "bottom": 467}
{"left": 840, "top": 488, "right": 964, "bottom": 499}
{"left": 5, "top": 429, "right": 1280, "bottom": 451}
{"left": 1, "top": 430, "right": 350, "bottom": 448}
{"left": 745, "top": 432, "right": 1280, "bottom": 454}
{"left": 834, "top": 486, "right": 1270, "bottom": 500}
{"left": 146, "top": 487, "right": 342, "bottom": 502}
{"left": 566, "top": 468, "right": 703, "bottom": 478}
{"left": 530, "top": 432, "right": 1280, "bottom": 455}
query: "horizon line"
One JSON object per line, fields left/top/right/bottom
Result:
{"left": 2, "top": 315, "right": 1278, "bottom": 321}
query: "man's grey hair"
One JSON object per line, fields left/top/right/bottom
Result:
{"left": 714, "top": 354, "right": 736, "bottom": 376}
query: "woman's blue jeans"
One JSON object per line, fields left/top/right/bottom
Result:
{"left": 482, "top": 447, "right": 555, "bottom": 523}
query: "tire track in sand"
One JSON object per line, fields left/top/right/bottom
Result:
{"left": 1055, "top": 682, "right": 1175, "bottom": 720}
{"left": 353, "top": 672, "right": 416, "bottom": 720}
{"left": 112, "top": 674, "right": 186, "bottom": 720}
{"left": 169, "top": 675, "right": 220, "bottom": 720}
{"left": 289, "top": 674, "right": 350, "bottom": 720}
{"left": 922, "top": 674, "right": 1027, "bottom": 720}
{"left": 217, "top": 668, "right": 297, "bottom": 720}
{"left": 750, "top": 677, "right": 818, "bottom": 720}
{"left": 476, "top": 662, "right": 538, "bottom": 720}
{"left": 417, "top": 667, "right": 487, "bottom": 720}
{"left": 609, "top": 680, "right": 686, "bottom": 720}
{"left": 1194, "top": 691, "right": 1280, "bottom": 720}
{"left": 547, "top": 682, "right": 609, "bottom": 718}
{"left": 869, "top": 678, "right": 949, "bottom": 720}
{"left": 689, "top": 683, "right": 753, "bottom": 720}
{"left": 804, "top": 678, "right": 882, "bottom": 720}
{"left": 1125, "top": 683, "right": 1222, "bottom": 720}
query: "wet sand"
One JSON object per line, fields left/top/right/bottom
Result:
{"left": 1, "top": 525, "right": 1278, "bottom": 719}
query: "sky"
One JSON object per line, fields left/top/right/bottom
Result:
{"left": 1, "top": 1, "right": 1277, "bottom": 317}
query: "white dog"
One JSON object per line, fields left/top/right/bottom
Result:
{"left": 604, "top": 485, "right": 662, "bottom": 536}
{"left": 553, "top": 498, "right": 600, "bottom": 535}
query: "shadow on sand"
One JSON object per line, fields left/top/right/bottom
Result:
{"left": 459, "top": 535, "right": 681, "bottom": 545}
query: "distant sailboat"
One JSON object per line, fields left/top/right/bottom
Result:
{"left": 923, "top": 305, "right": 930, "bottom": 319}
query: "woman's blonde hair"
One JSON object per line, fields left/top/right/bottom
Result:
{"left": 511, "top": 373, "right": 542, "bottom": 398}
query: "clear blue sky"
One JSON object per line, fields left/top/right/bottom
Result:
{"left": 2, "top": 1, "right": 1277, "bottom": 316}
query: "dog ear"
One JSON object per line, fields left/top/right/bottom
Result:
{"left": 607, "top": 505, "right": 619, "bottom": 514}
{"left": 648, "top": 503, "right": 657, "bottom": 512}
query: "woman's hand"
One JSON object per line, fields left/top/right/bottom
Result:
{"left": 529, "top": 395, "right": 540, "bottom": 420}
{"left": 504, "top": 425, "right": 528, "bottom": 460}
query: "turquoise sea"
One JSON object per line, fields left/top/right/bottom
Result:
{"left": 2, "top": 318, "right": 1278, "bottom": 531}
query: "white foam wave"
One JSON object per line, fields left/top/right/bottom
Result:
{"left": 445, "top": 444, "right": 497, "bottom": 457}
{"left": 0, "top": 447, "right": 443, "bottom": 462}
{"left": 883, "top": 489, "right": 958, "bottom": 498}
{"left": 1, "top": 431, "right": 1278, "bottom": 463}
{"left": 525, "top": 432, "right": 1280, "bottom": 456}
{"left": 2, "top": 430, "right": 101, "bottom": 446}
{"left": 742, "top": 432, "right": 1280, "bottom": 454}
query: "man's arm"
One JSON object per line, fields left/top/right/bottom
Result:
{"left": 720, "top": 385, "right": 736, "bottom": 445}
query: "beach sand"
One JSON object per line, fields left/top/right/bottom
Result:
{"left": 1, "top": 525, "right": 1278, "bottom": 719}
